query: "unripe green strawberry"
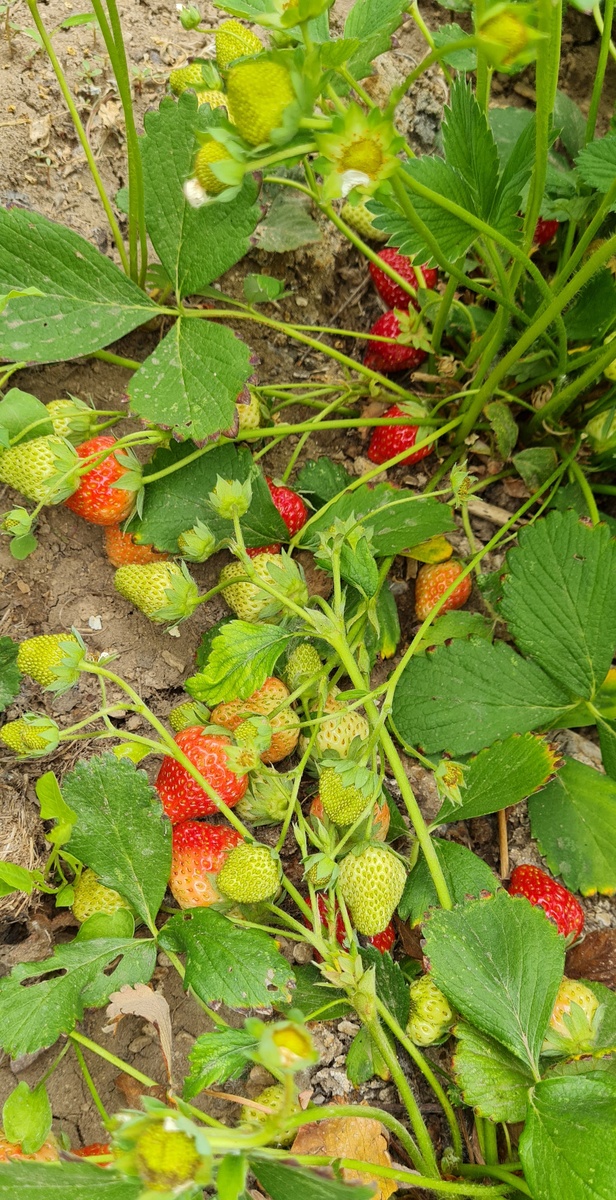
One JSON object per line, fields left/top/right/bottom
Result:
{"left": 216, "top": 19, "right": 262, "bottom": 73}
{"left": 169, "top": 700, "right": 210, "bottom": 733}
{"left": 319, "top": 766, "right": 368, "bottom": 825}
{"left": 237, "top": 389, "right": 261, "bottom": 431}
{"left": 407, "top": 975, "right": 454, "bottom": 1046}
{"left": 72, "top": 869, "right": 131, "bottom": 923}
{"left": 114, "top": 562, "right": 199, "bottom": 624}
{"left": 338, "top": 845, "right": 406, "bottom": 936}
{"left": 218, "top": 842, "right": 281, "bottom": 902}
{"left": 305, "top": 689, "right": 370, "bottom": 758}
{"left": 198, "top": 89, "right": 229, "bottom": 112}
{"left": 542, "top": 977, "right": 600, "bottom": 1055}
{"left": 194, "top": 140, "right": 236, "bottom": 195}
{"left": 227, "top": 58, "right": 295, "bottom": 146}
{"left": 17, "top": 633, "right": 81, "bottom": 689}
{"left": 135, "top": 1124, "right": 205, "bottom": 1189}
{"left": 284, "top": 643, "right": 322, "bottom": 695}
{"left": 240, "top": 1084, "right": 296, "bottom": 1145}
{"left": 220, "top": 552, "right": 307, "bottom": 622}
{"left": 0, "top": 714, "right": 60, "bottom": 757}
{"left": 169, "top": 62, "right": 208, "bottom": 94}
{"left": 0, "top": 436, "right": 78, "bottom": 504}
{"left": 46, "top": 398, "right": 97, "bottom": 443}
{"left": 341, "top": 200, "right": 388, "bottom": 243}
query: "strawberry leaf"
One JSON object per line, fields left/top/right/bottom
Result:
{"left": 128, "top": 317, "right": 252, "bottom": 445}
{"left": 159, "top": 909, "right": 295, "bottom": 1009}
{"left": 399, "top": 838, "right": 499, "bottom": 925}
{"left": 64, "top": 754, "right": 171, "bottom": 928}
{"left": 184, "top": 1027, "right": 259, "bottom": 1098}
{"left": 528, "top": 757, "right": 616, "bottom": 895}
{"left": 273, "top": 962, "right": 352, "bottom": 1019}
{"left": 0, "top": 208, "right": 156, "bottom": 363}
{"left": 251, "top": 1160, "right": 375, "bottom": 1200}
{"left": 0, "top": 638, "right": 20, "bottom": 714}
{"left": 344, "top": 0, "right": 408, "bottom": 80}
{"left": 453, "top": 1022, "right": 534, "bottom": 1123}
{"left": 0, "top": 1162, "right": 142, "bottom": 1197}
{"left": 520, "top": 1075, "right": 616, "bottom": 1200}
{"left": 576, "top": 134, "right": 616, "bottom": 196}
{"left": 186, "top": 621, "right": 294, "bottom": 705}
{"left": 501, "top": 509, "right": 616, "bottom": 701}
{"left": 299, "top": 484, "right": 454, "bottom": 556}
{"left": 424, "top": 891, "right": 565, "bottom": 1073}
{"left": 0, "top": 938, "right": 156, "bottom": 1057}
{"left": 392, "top": 639, "right": 574, "bottom": 755}
{"left": 295, "top": 457, "right": 353, "bottom": 507}
{"left": 131, "top": 443, "right": 287, "bottom": 552}
{"left": 141, "top": 94, "right": 260, "bottom": 299}
{"left": 360, "top": 947, "right": 410, "bottom": 1027}
{"left": 436, "top": 733, "right": 557, "bottom": 823}
{"left": 0, "top": 388, "right": 53, "bottom": 444}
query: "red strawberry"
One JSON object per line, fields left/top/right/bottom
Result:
{"left": 367, "top": 923, "right": 396, "bottom": 953}
{"left": 73, "top": 1144, "right": 111, "bottom": 1167}
{"left": 369, "top": 249, "right": 437, "bottom": 311}
{"left": 307, "top": 893, "right": 395, "bottom": 959}
{"left": 414, "top": 560, "right": 471, "bottom": 621}
{"left": 65, "top": 436, "right": 138, "bottom": 526}
{"left": 367, "top": 404, "right": 433, "bottom": 467}
{"left": 104, "top": 525, "right": 169, "bottom": 567}
{"left": 364, "top": 312, "right": 428, "bottom": 374}
{"left": 508, "top": 864, "right": 584, "bottom": 941}
{"left": 247, "top": 543, "right": 281, "bottom": 558}
{"left": 155, "top": 727, "right": 248, "bottom": 823}
{"left": 534, "top": 218, "right": 559, "bottom": 246}
{"left": 169, "top": 819, "right": 243, "bottom": 908}
{"left": 266, "top": 477, "right": 308, "bottom": 536}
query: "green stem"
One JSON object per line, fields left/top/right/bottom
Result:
{"left": 528, "top": 300, "right": 616, "bottom": 431}
{"left": 593, "top": 2, "right": 616, "bottom": 63}
{"left": 482, "top": 1117, "right": 499, "bottom": 1166}
{"left": 474, "top": 0, "right": 489, "bottom": 112}
{"left": 552, "top": 176, "right": 616, "bottom": 290}
{"left": 523, "top": 0, "right": 562, "bottom": 250}
{"left": 265, "top": 1152, "right": 510, "bottom": 1195}
{"left": 24, "top": 0, "right": 129, "bottom": 274}
{"left": 460, "top": 233, "right": 616, "bottom": 440}
{"left": 90, "top": 349, "right": 142, "bottom": 371}
{"left": 388, "top": 37, "right": 479, "bottom": 112}
{"left": 375, "top": 998, "right": 463, "bottom": 1160}
{"left": 586, "top": 0, "right": 614, "bottom": 142}
{"left": 407, "top": 0, "right": 453, "bottom": 84}
{"left": 364, "top": 1015, "right": 438, "bottom": 1177}
{"left": 69, "top": 1031, "right": 158, "bottom": 1089}
{"left": 431, "top": 270, "right": 459, "bottom": 353}
{"left": 458, "top": 1164, "right": 532, "bottom": 1196}
{"left": 72, "top": 1040, "right": 112, "bottom": 1130}
{"left": 570, "top": 460, "right": 600, "bottom": 524}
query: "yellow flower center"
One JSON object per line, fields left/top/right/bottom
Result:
{"left": 339, "top": 137, "right": 384, "bottom": 178}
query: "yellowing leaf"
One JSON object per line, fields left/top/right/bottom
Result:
{"left": 291, "top": 1116, "right": 397, "bottom": 1200}
{"left": 402, "top": 534, "right": 452, "bottom": 563}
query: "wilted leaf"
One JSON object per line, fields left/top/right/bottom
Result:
{"left": 104, "top": 985, "right": 172, "bottom": 1081}
{"left": 291, "top": 1117, "right": 397, "bottom": 1199}
{"left": 566, "top": 930, "right": 616, "bottom": 988}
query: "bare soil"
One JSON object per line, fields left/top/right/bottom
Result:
{"left": 0, "top": 0, "right": 614, "bottom": 1160}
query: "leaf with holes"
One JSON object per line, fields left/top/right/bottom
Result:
{"left": 128, "top": 317, "right": 252, "bottom": 444}
{"left": 159, "top": 909, "right": 294, "bottom": 1009}
{"left": 528, "top": 757, "right": 616, "bottom": 895}
{"left": 0, "top": 938, "right": 156, "bottom": 1058}
{"left": 0, "top": 208, "right": 156, "bottom": 363}
{"left": 424, "top": 891, "right": 564, "bottom": 1072}
{"left": 141, "top": 94, "right": 260, "bottom": 299}
{"left": 64, "top": 754, "right": 171, "bottom": 928}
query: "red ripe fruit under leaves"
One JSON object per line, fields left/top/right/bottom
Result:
{"left": 155, "top": 727, "right": 248, "bottom": 823}
{"left": 308, "top": 892, "right": 395, "bottom": 959}
{"left": 266, "top": 477, "right": 308, "bottom": 536}
{"left": 364, "top": 312, "right": 428, "bottom": 374}
{"left": 367, "top": 404, "right": 433, "bottom": 467}
{"left": 65, "top": 436, "right": 136, "bottom": 526}
{"left": 534, "top": 218, "right": 559, "bottom": 246}
{"left": 508, "top": 864, "right": 584, "bottom": 940}
{"left": 369, "top": 248, "right": 438, "bottom": 311}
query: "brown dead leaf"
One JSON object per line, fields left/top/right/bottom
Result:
{"left": 291, "top": 1116, "right": 397, "bottom": 1200}
{"left": 29, "top": 113, "right": 52, "bottom": 146}
{"left": 114, "top": 1073, "right": 166, "bottom": 1107}
{"left": 566, "top": 930, "right": 616, "bottom": 988}
{"left": 393, "top": 916, "right": 423, "bottom": 959}
{"left": 104, "top": 984, "right": 173, "bottom": 1081}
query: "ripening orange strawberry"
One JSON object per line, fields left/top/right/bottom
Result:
{"left": 414, "top": 560, "right": 472, "bottom": 621}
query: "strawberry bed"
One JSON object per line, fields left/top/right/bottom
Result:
{"left": 0, "top": 0, "right": 615, "bottom": 1198}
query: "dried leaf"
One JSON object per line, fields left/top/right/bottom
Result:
{"left": 29, "top": 114, "right": 52, "bottom": 146}
{"left": 291, "top": 1116, "right": 397, "bottom": 1200}
{"left": 105, "top": 984, "right": 173, "bottom": 1081}
{"left": 566, "top": 930, "right": 616, "bottom": 988}
{"left": 114, "top": 1073, "right": 166, "bottom": 1107}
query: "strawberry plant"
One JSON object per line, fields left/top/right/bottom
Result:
{"left": 0, "top": 0, "right": 615, "bottom": 1196}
